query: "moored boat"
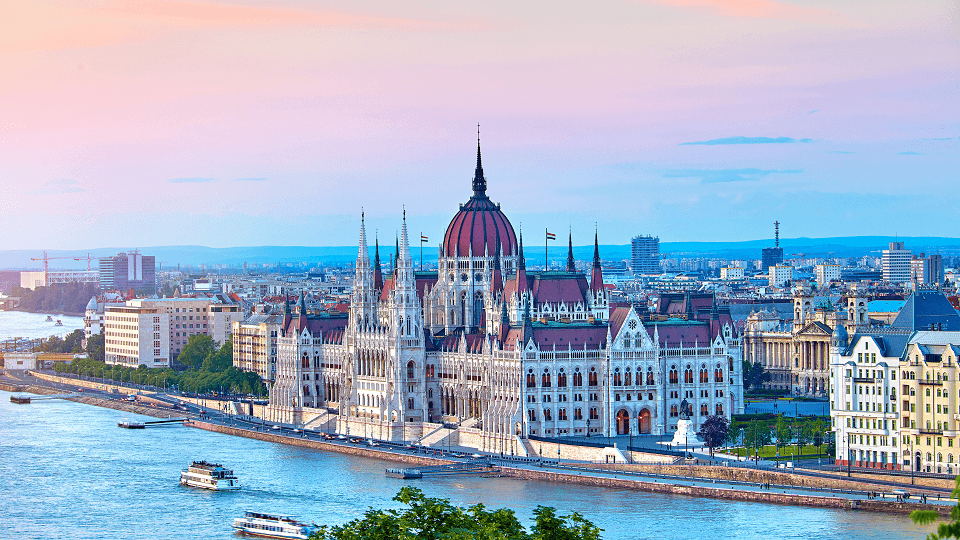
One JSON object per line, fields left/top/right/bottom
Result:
{"left": 179, "top": 461, "right": 240, "bottom": 490}
{"left": 232, "top": 511, "right": 316, "bottom": 539}
{"left": 45, "top": 316, "right": 53, "bottom": 322}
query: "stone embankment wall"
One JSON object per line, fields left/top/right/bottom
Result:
{"left": 189, "top": 421, "right": 451, "bottom": 467}
{"left": 501, "top": 467, "right": 951, "bottom": 517}
{"left": 590, "top": 463, "right": 874, "bottom": 492}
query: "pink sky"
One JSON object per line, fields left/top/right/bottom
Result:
{"left": 1, "top": 0, "right": 957, "bottom": 250}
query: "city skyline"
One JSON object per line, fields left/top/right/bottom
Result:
{"left": 2, "top": 0, "right": 957, "bottom": 250}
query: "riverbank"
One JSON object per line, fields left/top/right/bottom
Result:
{"left": 4, "top": 374, "right": 953, "bottom": 517}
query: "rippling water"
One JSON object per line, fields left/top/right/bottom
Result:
{"left": 0, "top": 311, "right": 85, "bottom": 340}
{"left": 0, "top": 390, "right": 934, "bottom": 540}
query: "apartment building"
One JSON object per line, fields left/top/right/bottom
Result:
{"left": 104, "top": 305, "right": 171, "bottom": 368}
{"left": 232, "top": 312, "right": 282, "bottom": 383}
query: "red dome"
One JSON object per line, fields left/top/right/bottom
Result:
{"left": 441, "top": 141, "right": 518, "bottom": 258}
{"left": 442, "top": 196, "right": 517, "bottom": 257}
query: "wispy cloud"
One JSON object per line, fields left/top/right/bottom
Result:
{"left": 829, "top": 150, "right": 855, "bottom": 154}
{"left": 169, "top": 177, "right": 216, "bottom": 183}
{"left": 664, "top": 168, "right": 802, "bottom": 184}
{"left": 235, "top": 177, "right": 268, "bottom": 182}
{"left": 27, "top": 178, "right": 86, "bottom": 195}
{"left": 897, "top": 151, "right": 923, "bottom": 155}
{"left": 808, "top": 109, "right": 819, "bottom": 114}
{"left": 680, "top": 136, "right": 812, "bottom": 145}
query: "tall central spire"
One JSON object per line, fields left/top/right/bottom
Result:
{"left": 472, "top": 124, "right": 487, "bottom": 198}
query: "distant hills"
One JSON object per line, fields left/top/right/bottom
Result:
{"left": 3, "top": 236, "right": 959, "bottom": 270}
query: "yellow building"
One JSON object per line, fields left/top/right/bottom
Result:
{"left": 900, "top": 331, "right": 960, "bottom": 474}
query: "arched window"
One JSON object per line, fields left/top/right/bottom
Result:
{"left": 542, "top": 369, "right": 551, "bottom": 388}
{"left": 647, "top": 367, "right": 655, "bottom": 386}
{"left": 636, "top": 370, "right": 642, "bottom": 386}
{"left": 543, "top": 408, "right": 552, "bottom": 421}
{"left": 613, "top": 368, "right": 622, "bottom": 387}
{"left": 715, "top": 363, "right": 723, "bottom": 382}
{"left": 716, "top": 403, "right": 723, "bottom": 415}
{"left": 574, "top": 407, "right": 582, "bottom": 420}
{"left": 685, "top": 366, "right": 694, "bottom": 384}
{"left": 669, "top": 366, "right": 678, "bottom": 385}
{"left": 526, "top": 369, "right": 536, "bottom": 388}
{"left": 670, "top": 405, "right": 678, "bottom": 417}
{"left": 623, "top": 333, "right": 631, "bottom": 348}
{"left": 558, "top": 369, "right": 568, "bottom": 388}
{"left": 407, "top": 361, "right": 415, "bottom": 379}
{"left": 589, "top": 368, "right": 598, "bottom": 386}
{"left": 700, "top": 403, "right": 708, "bottom": 416}
{"left": 699, "top": 365, "right": 708, "bottom": 383}
{"left": 573, "top": 369, "right": 583, "bottom": 387}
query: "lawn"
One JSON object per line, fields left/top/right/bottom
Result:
{"left": 725, "top": 444, "right": 829, "bottom": 460}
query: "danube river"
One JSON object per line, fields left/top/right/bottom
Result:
{"left": 0, "top": 391, "right": 933, "bottom": 540}
{"left": 0, "top": 311, "right": 85, "bottom": 340}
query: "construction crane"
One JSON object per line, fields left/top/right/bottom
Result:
{"left": 31, "top": 251, "right": 97, "bottom": 272}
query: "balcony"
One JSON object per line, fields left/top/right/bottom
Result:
{"left": 919, "top": 380, "right": 944, "bottom": 386}
{"left": 919, "top": 428, "right": 943, "bottom": 435}
{"left": 853, "top": 377, "right": 874, "bottom": 383}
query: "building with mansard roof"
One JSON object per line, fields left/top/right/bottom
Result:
{"left": 266, "top": 142, "right": 744, "bottom": 453}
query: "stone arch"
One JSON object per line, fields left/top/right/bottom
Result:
{"left": 616, "top": 409, "right": 630, "bottom": 435}
{"left": 638, "top": 408, "right": 652, "bottom": 434}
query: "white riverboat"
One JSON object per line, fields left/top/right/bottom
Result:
{"left": 179, "top": 461, "right": 240, "bottom": 490}
{"left": 232, "top": 511, "right": 316, "bottom": 539}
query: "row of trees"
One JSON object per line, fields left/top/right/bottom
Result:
{"left": 12, "top": 283, "right": 99, "bottom": 314}
{"left": 732, "top": 415, "right": 833, "bottom": 458}
{"left": 310, "top": 487, "right": 602, "bottom": 540}
{"left": 37, "top": 329, "right": 86, "bottom": 354}
{"left": 53, "top": 334, "right": 265, "bottom": 396}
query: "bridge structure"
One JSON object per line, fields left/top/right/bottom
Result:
{"left": 385, "top": 458, "right": 498, "bottom": 479}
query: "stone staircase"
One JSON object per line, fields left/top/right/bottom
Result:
{"left": 421, "top": 424, "right": 456, "bottom": 447}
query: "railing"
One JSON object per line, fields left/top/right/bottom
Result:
{"left": 852, "top": 377, "right": 874, "bottom": 383}
{"left": 919, "top": 380, "right": 943, "bottom": 386}
{"left": 919, "top": 428, "right": 943, "bottom": 435}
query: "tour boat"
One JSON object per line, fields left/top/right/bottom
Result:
{"left": 54, "top": 319, "right": 63, "bottom": 326}
{"left": 232, "top": 511, "right": 316, "bottom": 539}
{"left": 45, "top": 316, "right": 53, "bottom": 322}
{"left": 179, "top": 461, "right": 240, "bottom": 490}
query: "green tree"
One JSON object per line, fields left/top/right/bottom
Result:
{"left": 63, "top": 329, "right": 84, "bottom": 353}
{"left": 310, "top": 487, "right": 601, "bottom": 540}
{"left": 811, "top": 418, "right": 825, "bottom": 454}
{"left": 774, "top": 416, "right": 791, "bottom": 452}
{"left": 85, "top": 333, "right": 105, "bottom": 362}
{"left": 177, "top": 334, "right": 216, "bottom": 369}
{"left": 797, "top": 423, "right": 813, "bottom": 457}
{"left": 743, "top": 420, "right": 771, "bottom": 459}
{"left": 697, "top": 415, "right": 730, "bottom": 458}
{"left": 202, "top": 338, "right": 233, "bottom": 372}
{"left": 911, "top": 476, "right": 960, "bottom": 539}
{"left": 741, "top": 360, "right": 771, "bottom": 391}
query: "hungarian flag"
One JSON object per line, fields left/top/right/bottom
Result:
{"left": 420, "top": 234, "right": 428, "bottom": 242}
{"left": 546, "top": 231, "right": 556, "bottom": 240}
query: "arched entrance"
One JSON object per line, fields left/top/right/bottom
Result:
{"left": 616, "top": 409, "right": 630, "bottom": 435}
{"left": 638, "top": 409, "right": 651, "bottom": 434}
{"left": 916, "top": 452, "right": 922, "bottom": 472}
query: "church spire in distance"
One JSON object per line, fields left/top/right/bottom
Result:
{"left": 566, "top": 229, "right": 576, "bottom": 272}
{"left": 472, "top": 124, "right": 487, "bottom": 198}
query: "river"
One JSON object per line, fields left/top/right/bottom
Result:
{"left": 0, "top": 390, "right": 934, "bottom": 540}
{"left": 0, "top": 311, "right": 85, "bottom": 340}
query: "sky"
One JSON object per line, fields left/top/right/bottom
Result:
{"left": 1, "top": 0, "right": 957, "bottom": 251}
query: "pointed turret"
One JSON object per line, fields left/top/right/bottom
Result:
{"left": 499, "top": 296, "right": 510, "bottom": 342}
{"left": 516, "top": 231, "right": 529, "bottom": 292}
{"left": 472, "top": 128, "right": 487, "bottom": 198}
{"left": 394, "top": 236, "right": 400, "bottom": 278}
{"left": 566, "top": 230, "right": 576, "bottom": 272}
{"left": 373, "top": 239, "right": 383, "bottom": 292}
{"left": 357, "top": 212, "right": 370, "bottom": 265}
{"left": 591, "top": 231, "right": 604, "bottom": 293}
{"left": 297, "top": 290, "right": 307, "bottom": 315}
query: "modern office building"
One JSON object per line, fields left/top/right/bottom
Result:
{"left": 99, "top": 252, "right": 157, "bottom": 293}
{"left": 815, "top": 264, "right": 841, "bottom": 288}
{"left": 630, "top": 235, "right": 660, "bottom": 275}
{"left": 232, "top": 312, "right": 283, "bottom": 383}
{"left": 881, "top": 242, "right": 911, "bottom": 284}
{"left": 760, "top": 221, "right": 783, "bottom": 272}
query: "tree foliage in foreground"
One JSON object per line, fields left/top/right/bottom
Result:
{"left": 912, "top": 477, "right": 960, "bottom": 540}
{"left": 697, "top": 415, "right": 729, "bottom": 458}
{"left": 310, "top": 487, "right": 602, "bottom": 540}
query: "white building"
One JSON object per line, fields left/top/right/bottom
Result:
{"left": 815, "top": 264, "right": 841, "bottom": 288}
{"left": 769, "top": 265, "right": 793, "bottom": 287}
{"left": 3, "top": 353, "right": 38, "bottom": 371}
{"left": 829, "top": 326, "right": 907, "bottom": 470}
{"left": 882, "top": 242, "right": 911, "bottom": 284}
{"left": 104, "top": 305, "right": 171, "bottom": 368}
{"left": 720, "top": 267, "right": 744, "bottom": 280}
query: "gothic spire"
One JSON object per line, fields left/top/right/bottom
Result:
{"left": 491, "top": 230, "right": 504, "bottom": 295}
{"left": 373, "top": 237, "right": 383, "bottom": 291}
{"left": 472, "top": 124, "right": 487, "bottom": 198}
{"left": 516, "top": 230, "right": 529, "bottom": 292}
{"left": 566, "top": 229, "right": 576, "bottom": 272}
{"left": 394, "top": 236, "right": 400, "bottom": 277}
{"left": 591, "top": 230, "right": 604, "bottom": 293}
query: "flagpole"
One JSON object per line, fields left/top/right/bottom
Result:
{"left": 420, "top": 232, "right": 423, "bottom": 271}
{"left": 545, "top": 228, "right": 548, "bottom": 269}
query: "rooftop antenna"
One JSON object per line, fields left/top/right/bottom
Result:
{"left": 774, "top": 221, "right": 780, "bottom": 248}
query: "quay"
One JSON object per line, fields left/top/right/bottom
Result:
{"left": 10, "top": 392, "right": 79, "bottom": 404}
